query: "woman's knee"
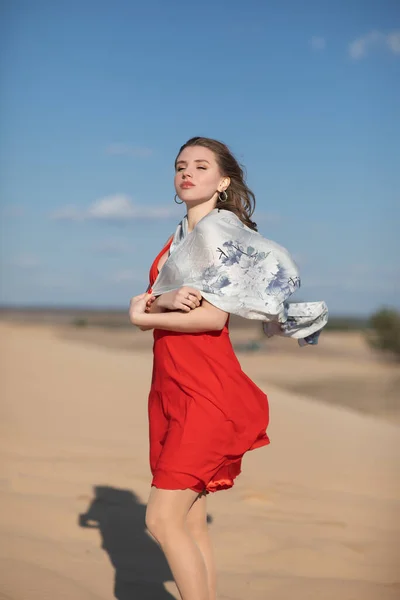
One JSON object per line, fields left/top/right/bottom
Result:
{"left": 145, "top": 505, "right": 163, "bottom": 541}
{"left": 145, "top": 504, "right": 183, "bottom": 543}
{"left": 145, "top": 486, "right": 198, "bottom": 543}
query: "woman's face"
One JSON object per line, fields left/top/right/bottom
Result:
{"left": 174, "top": 146, "right": 229, "bottom": 205}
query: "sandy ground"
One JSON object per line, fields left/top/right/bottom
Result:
{"left": 0, "top": 322, "right": 399, "bottom": 600}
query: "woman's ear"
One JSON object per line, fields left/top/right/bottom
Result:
{"left": 220, "top": 176, "right": 230, "bottom": 192}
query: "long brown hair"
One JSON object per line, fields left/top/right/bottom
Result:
{"left": 175, "top": 137, "right": 258, "bottom": 231}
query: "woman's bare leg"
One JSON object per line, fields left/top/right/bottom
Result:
{"left": 146, "top": 487, "right": 209, "bottom": 600}
{"left": 186, "top": 493, "right": 217, "bottom": 600}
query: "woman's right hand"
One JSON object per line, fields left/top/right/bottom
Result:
{"left": 154, "top": 287, "right": 202, "bottom": 313}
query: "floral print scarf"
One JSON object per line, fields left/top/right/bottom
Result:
{"left": 151, "top": 208, "right": 328, "bottom": 345}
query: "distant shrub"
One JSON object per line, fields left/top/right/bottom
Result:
{"left": 367, "top": 308, "right": 400, "bottom": 360}
{"left": 73, "top": 318, "right": 88, "bottom": 328}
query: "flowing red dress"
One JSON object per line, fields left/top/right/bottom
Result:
{"left": 147, "top": 237, "right": 270, "bottom": 494}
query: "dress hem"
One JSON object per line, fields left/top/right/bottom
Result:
{"left": 151, "top": 436, "right": 270, "bottom": 494}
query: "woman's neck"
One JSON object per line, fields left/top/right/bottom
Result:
{"left": 186, "top": 200, "right": 216, "bottom": 233}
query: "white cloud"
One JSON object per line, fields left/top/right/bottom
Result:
{"left": 88, "top": 194, "right": 137, "bottom": 220}
{"left": 106, "top": 143, "right": 152, "bottom": 158}
{"left": 349, "top": 30, "right": 400, "bottom": 60}
{"left": 51, "top": 194, "right": 180, "bottom": 222}
{"left": 51, "top": 198, "right": 278, "bottom": 227}
{"left": 310, "top": 36, "right": 326, "bottom": 51}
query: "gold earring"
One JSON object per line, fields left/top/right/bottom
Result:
{"left": 174, "top": 194, "right": 183, "bottom": 205}
{"left": 218, "top": 190, "right": 228, "bottom": 202}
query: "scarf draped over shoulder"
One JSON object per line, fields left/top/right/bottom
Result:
{"left": 151, "top": 209, "right": 328, "bottom": 345}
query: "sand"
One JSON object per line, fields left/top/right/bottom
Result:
{"left": 0, "top": 322, "right": 399, "bottom": 600}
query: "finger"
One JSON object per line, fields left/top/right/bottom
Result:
{"left": 178, "top": 303, "right": 191, "bottom": 312}
{"left": 181, "top": 290, "right": 198, "bottom": 300}
{"left": 184, "top": 287, "right": 202, "bottom": 300}
{"left": 184, "top": 294, "right": 200, "bottom": 307}
{"left": 189, "top": 288, "right": 202, "bottom": 301}
{"left": 187, "top": 294, "right": 201, "bottom": 307}
{"left": 178, "top": 294, "right": 199, "bottom": 309}
{"left": 181, "top": 299, "right": 197, "bottom": 310}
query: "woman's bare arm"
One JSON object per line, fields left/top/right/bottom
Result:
{"left": 138, "top": 287, "right": 203, "bottom": 331}
{"left": 132, "top": 298, "right": 228, "bottom": 333}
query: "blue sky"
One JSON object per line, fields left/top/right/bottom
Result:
{"left": 0, "top": 0, "right": 399, "bottom": 315}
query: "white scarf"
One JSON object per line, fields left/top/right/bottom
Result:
{"left": 151, "top": 208, "right": 328, "bottom": 345}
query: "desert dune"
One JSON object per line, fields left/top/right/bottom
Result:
{"left": 0, "top": 321, "right": 399, "bottom": 600}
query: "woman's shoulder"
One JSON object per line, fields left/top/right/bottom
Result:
{"left": 197, "top": 208, "right": 243, "bottom": 233}
{"left": 197, "top": 209, "right": 295, "bottom": 262}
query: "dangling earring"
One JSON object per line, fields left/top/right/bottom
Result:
{"left": 174, "top": 194, "right": 183, "bottom": 205}
{"left": 218, "top": 190, "right": 228, "bottom": 203}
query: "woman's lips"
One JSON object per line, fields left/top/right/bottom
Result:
{"left": 180, "top": 182, "right": 195, "bottom": 189}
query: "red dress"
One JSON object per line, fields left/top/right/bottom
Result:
{"left": 147, "top": 237, "right": 270, "bottom": 494}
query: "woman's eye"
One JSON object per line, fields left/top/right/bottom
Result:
{"left": 176, "top": 165, "right": 207, "bottom": 171}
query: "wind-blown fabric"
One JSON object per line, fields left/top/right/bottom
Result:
{"left": 151, "top": 208, "right": 328, "bottom": 345}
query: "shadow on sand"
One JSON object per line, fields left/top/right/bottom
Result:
{"left": 79, "top": 485, "right": 213, "bottom": 599}
{"left": 79, "top": 485, "right": 175, "bottom": 599}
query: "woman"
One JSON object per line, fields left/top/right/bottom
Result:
{"left": 129, "top": 137, "right": 326, "bottom": 600}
